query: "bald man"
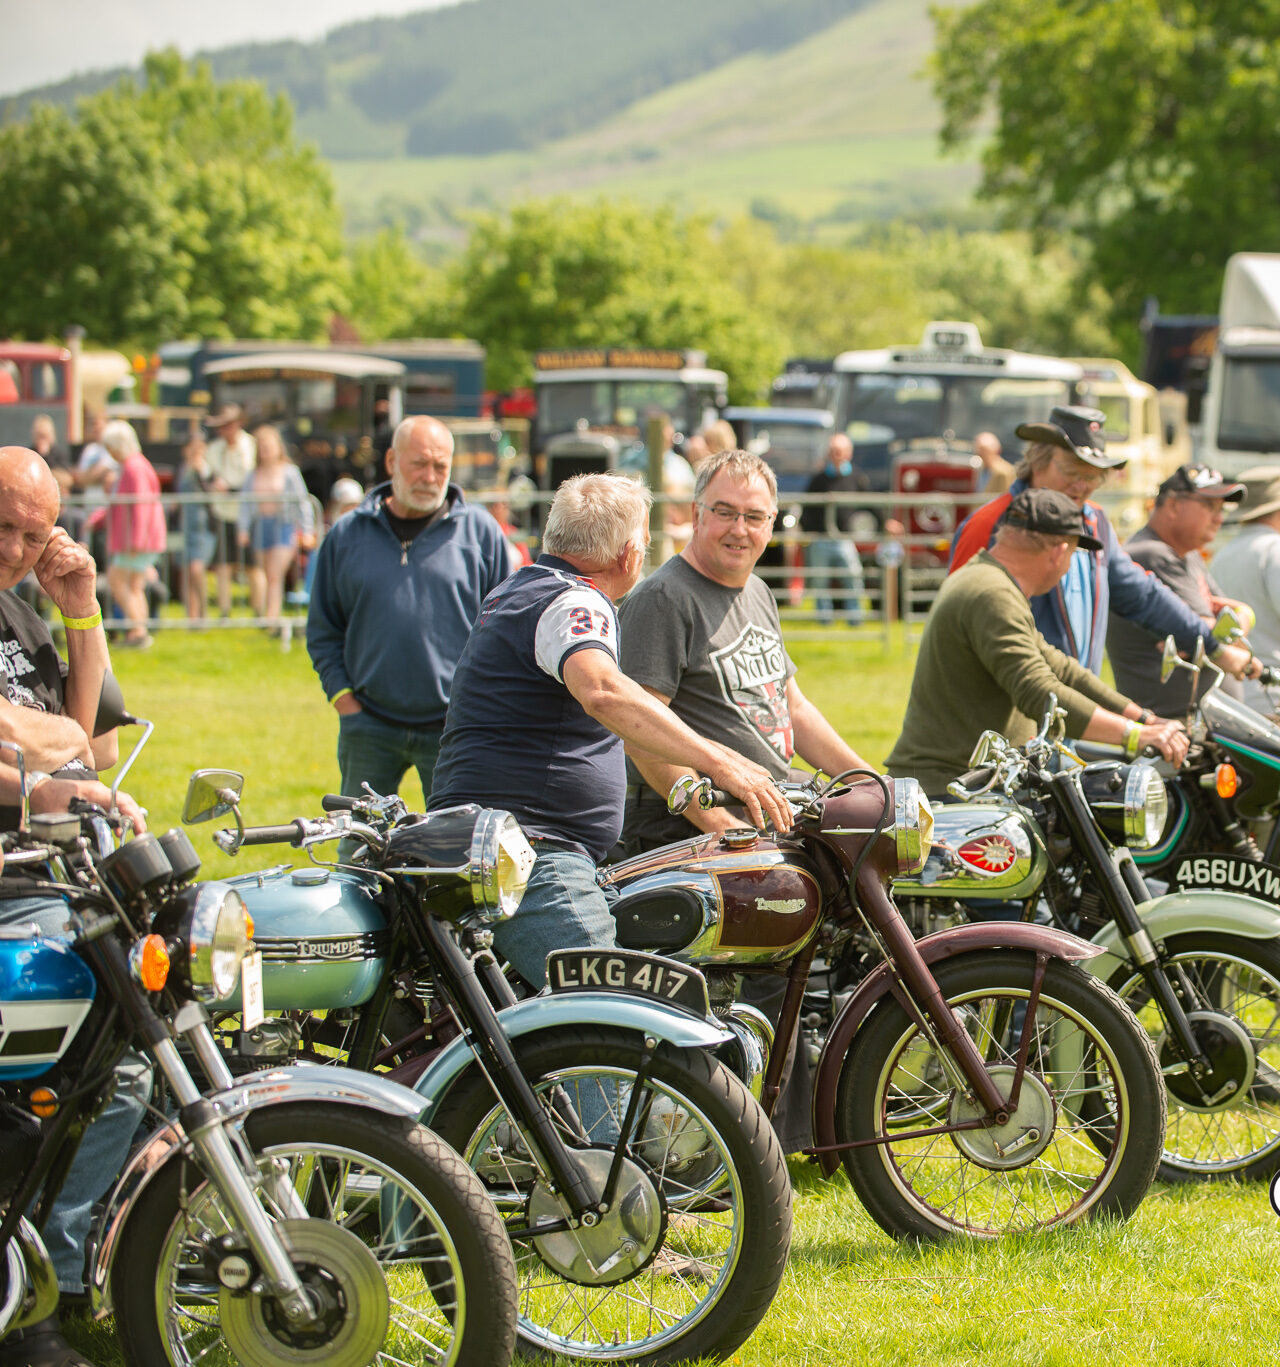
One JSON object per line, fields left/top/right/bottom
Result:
{"left": 0, "top": 447, "right": 146, "bottom": 1367}
{"left": 306, "top": 416, "right": 510, "bottom": 807}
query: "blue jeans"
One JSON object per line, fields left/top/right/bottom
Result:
{"left": 337, "top": 708, "right": 443, "bottom": 803}
{"left": 493, "top": 844, "right": 618, "bottom": 990}
{"left": 808, "top": 537, "right": 866, "bottom": 623}
{"left": 0, "top": 894, "right": 152, "bottom": 1293}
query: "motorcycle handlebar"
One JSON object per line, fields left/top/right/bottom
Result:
{"left": 1260, "top": 665, "right": 1280, "bottom": 687}
{"left": 954, "top": 765, "right": 996, "bottom": 790}
{"left": 321, "top": 794, "right": 360, "bottom": 812}
{"left": 695, "top": 787, "right": 731, "bottom": 810}
{"left": 238, "top": 821, "right": 307, "bottom": 847}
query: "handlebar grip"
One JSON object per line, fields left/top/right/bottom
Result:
{"left": 239, "top": 822, "right": 306, "bottom": 847}
{"left": 321, "top": 794, "right": 360, "bottom": 812}
{"left": 1260, "top": 666, "right": 1280, "bottom": 687}
{"left": 696, "top": 787, "right": 732, "bottom": 810}
{"left": 954, "top": 765, "right": 996, "bottom": 789}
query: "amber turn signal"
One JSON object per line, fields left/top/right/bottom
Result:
{"left": 134, "top": 934, "right": 171, "bottom": 991}
{"left": 30, "top": 1087, "right": 58, "bottom": 1118}
{"left": 1216, "top": 764, "right": 1239, "bottom": 799}
{"left": 244, "top": 911, "right": 254, "bottom": 940}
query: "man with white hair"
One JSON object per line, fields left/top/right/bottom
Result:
{"left": 428, "top": 472, "right": 791, "bottom": 989}
{"left": 307, "top": 415, "right": 509, "bottom": 807}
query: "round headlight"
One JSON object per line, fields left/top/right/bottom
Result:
{"left": 1124, "top": 762, "right": 1169, "bottom": 850}
{"left": 893, "top": 778, "right": 934, "bottom": 876}
{"left": 188, "top": 883, "right": 252, "bottom": 1002}
{"left": 470, "top": 810, "right": 535, "bottom": 920}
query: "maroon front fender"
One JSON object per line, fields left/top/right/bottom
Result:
{"left": 809, "top": 921, "right": 1101, "bottom": 1176}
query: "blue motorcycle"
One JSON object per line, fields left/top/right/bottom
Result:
{"left": 0, "top": 724, "right": 517, "bottom": 1367}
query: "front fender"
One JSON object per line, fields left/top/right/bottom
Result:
{"left": 1087, "top": 888, "right": 1280, "bottom": 985}
{"left": 87, "top": 1064, "right": 428, "bottom": 1315}
{"left": 413, "top": 991, "right": 733, "bottom": 1124}
{"left": 810, "top": 921, "right": 1100, "bottom": 1176}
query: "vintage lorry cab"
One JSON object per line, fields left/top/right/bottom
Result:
{"left": 532, "top": 347, "right": 727, "bottom": 489}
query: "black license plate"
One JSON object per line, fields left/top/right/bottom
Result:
{"left": 1170, "top": 853, "right": 1280, "bottom": 904}
{"left": 545, "top": 949, "right": 711, "bottom": 1017}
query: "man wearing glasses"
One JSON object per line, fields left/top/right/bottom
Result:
{"left": 616, "top": 447, "right": 874, "bottom": 1152}
{"left": 950, "top": 406, "right": 1258, "bottom": 688}
{"left": 1107, "top": 464, "right": 1251, "bottom": 714}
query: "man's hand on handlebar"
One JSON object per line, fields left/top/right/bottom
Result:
{"left": 32, "top": 778, "right": 147, "bottom": 834}
{"left": 705, "top": 751, "right": 793, "bottom": 833}
{"left": 1140, "top": 719, "right": 1189, "bottom": 766}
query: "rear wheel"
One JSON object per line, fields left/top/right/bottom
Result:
{"left": 835, "top": 952, "right": 1165, "bottom": 1240}
{"left": 1107, "top": 932, "right": 1280, "bottom": 1182}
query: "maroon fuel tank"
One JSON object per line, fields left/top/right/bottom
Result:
{"left": 600, "top": 828, "right": 824, "bottom": 966}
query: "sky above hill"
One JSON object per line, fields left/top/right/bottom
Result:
{"left": 0, "top": 0, "right": 459, "bottom": 97}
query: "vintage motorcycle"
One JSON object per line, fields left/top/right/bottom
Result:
{"left": 186, "top": 773, "right": 793, "bottom": 1367}
{"left": 597, "top": 769, "right": 1167, "bottom": 1241}
{"left": 884, "top": 699, "right": 1280, "bottom": 1184}
{"left": 0, "top": 730, "right": 517, "bottom": 1367}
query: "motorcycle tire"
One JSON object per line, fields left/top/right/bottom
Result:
{"left": 1105, "top": 932, "right": 1280, "bottom": 1183}
{"left": 110, "top": 1101, "right": 516, "bottom": 1367}
{"left": 431, "top": 1025, "right": 792, "bottom": 1366}
{"left": 834, "top": 951, "right": 1165, "bottom": 1241}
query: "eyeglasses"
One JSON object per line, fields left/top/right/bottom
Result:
{"left": 698, "top": 502, "right": 775, "bottom": 528}
{"left": 1051, "top": 454, "right": 1108, "bottom": 490}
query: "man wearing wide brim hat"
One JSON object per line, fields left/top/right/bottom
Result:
{"left": 1211, "top": 466, "right": 1280, "bottom": 715}
{"left": 949, "top": 405, "right": 1258, "bottom": 688}
{"left": 1107, "top": 464, "right": 1251, "bottom": 714}
{"left": 203, "top": 404, "right": 256, "bottom": 617}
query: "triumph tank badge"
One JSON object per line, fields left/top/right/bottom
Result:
{"left": 956, "top": 834, "right": 1017, "bottom": 874}
{"left": 755, "top": 897, "right": 806, "bottom": 914}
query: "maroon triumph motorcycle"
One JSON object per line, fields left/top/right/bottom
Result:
{"left": 601, "top": 770, "right": 1166, "bottom": 1240}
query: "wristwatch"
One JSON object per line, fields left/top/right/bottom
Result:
{"left": 1136, "top": 709, "right": 1156, "bottom": 724}
{"left": 23, "top": 771, "right": 52, "bottom": 798}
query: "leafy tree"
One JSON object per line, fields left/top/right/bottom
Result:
{"left": 931, "top": 0, "right": 1280, "bottom": 319}
{"left": 442, "top": 199, "right": 785, "bottom": 400}
{"left": 0, "top": 51, "right": 346, "bottom": 347}
{"left": 346, "top": 226, "right": 446, "bottom": 341}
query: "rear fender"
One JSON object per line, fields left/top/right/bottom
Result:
{"left": 87, "top": 1064, "right": 428, "bottom": 1315}
{"left": 413, "top": 991, "right": 733, "bottom": 1124}
{"left": 810, "top": 921, "right": 1100, "bottom": 1176}
{"left": 1087, "top": 888, "right": 1280, "bottom": 985}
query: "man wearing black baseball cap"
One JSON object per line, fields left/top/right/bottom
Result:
{"left": 1108, "top": 464, "right": 1252, "bottom": 713}
{"left": 949, "top": 406, "right": 1258, "bottom": 689}
{"left": 889, "top": 488, "right": 1188, "bottom": 794}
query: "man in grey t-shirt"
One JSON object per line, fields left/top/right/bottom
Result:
{"left": 1106, "top": 464, "right": 1249, "bottom": 715}
{"left": 617, "top": 449, "right": 876, "bottom": 1154}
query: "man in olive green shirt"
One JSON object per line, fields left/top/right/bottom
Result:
{"left": 887, "top": 489, "right": 1188, "bottom": 794}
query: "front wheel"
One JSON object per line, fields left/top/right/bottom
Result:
{"left": 1107, "top": 932, "right": 1280, "bottom": 1182}
{"left": 431, "top": 1026, "right": 792, "bottom": 1366}
{"left": 834, "top": 951, "right": 1165, "bottom": 1240}
{"left": 110, "top": 1102, "right": 517, "bottom": 1367}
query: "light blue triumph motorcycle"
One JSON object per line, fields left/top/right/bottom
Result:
{"left": 0, "top": 724, "right": 517, "bottom": 1367}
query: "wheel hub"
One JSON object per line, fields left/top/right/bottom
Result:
{"left": 948, "top": 1064, "right": 1057, "bottom": 1170}
{"left": 220, "top": 1218, "right": 390, "bottom": 1367}
{"left": 1161, "top": 1010, "right": 1257, "bottom": 1112}
{"left": 526, "top": 1148, "right": 665, "bottom": 1286}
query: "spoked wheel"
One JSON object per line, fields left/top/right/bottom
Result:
{"left": 110, "top": 1102, "right": 516, "bottom": 1367}
{"left": 1107, "top": 933, "right": 1280, "bottom": 1182}
{"left": 432, "top": 1026, "right": 792, "bottom": 1366}
{"left": 835, "top": 952, "right": 1165, "bottom": 1240}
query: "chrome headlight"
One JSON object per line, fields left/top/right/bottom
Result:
{"left": 470, "top": 809, "right": 535, "bottom": 920}
{"left": 152, "top": 882, "right": 252, "bottom": 1003}
{"left": 893, "top": 777, "right": 935, "bottom": 876}
{"left": 1123, "top": 762, "right": 1168, "bottom": 849}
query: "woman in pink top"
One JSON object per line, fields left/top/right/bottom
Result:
{"left": 104, "top": 420, "right": 166, "bottom": 649}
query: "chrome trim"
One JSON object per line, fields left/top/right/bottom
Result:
{"left": 893, "top": 777, "right": 932, "bottom": 875}
{"left": 892, "top": 800, "right": 1048, "bottom": 897}
{"left": 255, "top": 930, "right": 388, "bottom": 963}
{"left": 87, "top": 1064, "right": 427, "bottom": 1314}
{"left": 188, "top": 883, "right": 251, "bottom": 1003}
{"left": 1123, "top": 762, "right": 1167, "bottom": 849}
{"left": 717, "top": 1003, "right": 774, "bottom": 1099}
{"left": 0, "top": 1219, "right": 57, "bottom": 1335}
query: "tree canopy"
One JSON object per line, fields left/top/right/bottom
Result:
{"left": 0, "top": 51, "right": 347, "bottom": 347}
{"left": 931, "top": 0, "right": 1280, "bottom": 320}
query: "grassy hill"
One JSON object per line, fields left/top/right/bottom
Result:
{"left": 4, "top": 0, "right": 981, "bottom": 235}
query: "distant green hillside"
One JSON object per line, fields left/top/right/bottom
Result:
{"left": 3, "top": 0, "right": 980, "bottom": 233}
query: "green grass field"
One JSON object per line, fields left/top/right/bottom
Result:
{"left": 63, "top": 626, "right": 1280, "bottom": 1365}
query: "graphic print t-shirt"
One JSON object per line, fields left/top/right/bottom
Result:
{"left": 618, "top": 555, "right": 796, "bottom": 779}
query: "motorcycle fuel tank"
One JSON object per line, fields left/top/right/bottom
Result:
{"left": 604, "top": 832, "right": 823, "bottom": 966}
{"left": 1202, "top": 689, "right": 1280, "bottom": 820}
{"left": 890, "top": 800, "right": 1048, "bottom": 899}
{"left": 228, "top": 866, "right": 390, "bottom": 1009}
{"left": 0, "top": 928, "right": 96, "bottom": 1080}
